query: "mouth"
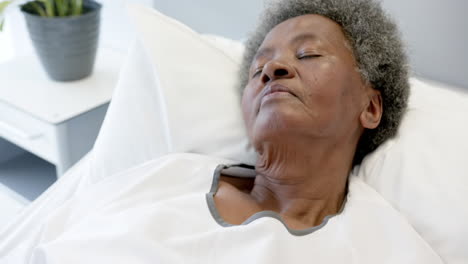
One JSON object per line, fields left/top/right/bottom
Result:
{"left": 259, "top": 84, "right": 298, "bottom": 107}
{"left": 254, "top": 83, "right": 299, "bottom": 115}
{"left": 262, "top": 83, "right": 297, "bottom": 98}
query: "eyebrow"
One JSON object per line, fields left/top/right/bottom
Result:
{"left": 290, "top": 32, "right": 319, "bottom": 45}
{"left": 253, "top": 47, "right": 274, "bottom": 62}
{"left": 253, "top": 33, "right": 320, "bottom": 62}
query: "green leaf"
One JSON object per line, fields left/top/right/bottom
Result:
{"left": 55, "top": 0, "right": 61, "bottom": 15}
{"left": 0, "top": 0, "right": 13, "bottom": 25}
{"left": 56, "top": 0, "right": 66, "bottom": 16}
{"left": 62, "top": 0, "right": 69, "bottom": 16}
{"left": 37, "top": 0, "right": 54, "bottom": 17}
{"left": 73, "top": 0, "right": 82, "bottom": 15}
{"left": 0, "top": 1, "right": 12, "bottom": 13}
{"left": 46, "top": 0, "right": 54, "bottom": 16}
{"left": 1, "top": 1, "right": 14, "bottom": 32}
{"left": 30, "top": 1, "right": 47, "bottom": 17}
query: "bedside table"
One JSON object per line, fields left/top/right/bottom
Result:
{"left": 0, "top": 48, "right": 124, "bottom": 177}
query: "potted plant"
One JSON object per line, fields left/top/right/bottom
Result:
{"left": 0, "top": 0, "right": 102, "bottom": 81}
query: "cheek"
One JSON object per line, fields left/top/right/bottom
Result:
{"left": 301, "top": 62, "right": 344, "bottom": 107}
{"left": 300, "top": 60, "right": 363, "bottom": 131}
{"left": 241, "top": 86, "right": 256, "bottom": 136}
{"left": 308, "top": 58, "right": 359, "bottom": 101}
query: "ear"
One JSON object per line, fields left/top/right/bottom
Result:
{"left": 360, "top": 88, "right": 382, "bottom": 129}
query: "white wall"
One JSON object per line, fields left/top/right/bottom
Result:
{"left": 152, "top": 0, "right": 265, "bottom": 40}
{"left": 381, "top": 0, "right": 468, "bottom": 89}
{"left": 151, "top": 0, "right": 468, "bottom": 89}
{"left": 99, "top": 0, "right": 153, "bottom": 51}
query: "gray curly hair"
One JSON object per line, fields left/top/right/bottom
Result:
{"left": 239, "top": 0, "right": 409, "bottom": 165}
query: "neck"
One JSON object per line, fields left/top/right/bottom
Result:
{"left": 250, "top": 138, "right": 354, "bottom": 228}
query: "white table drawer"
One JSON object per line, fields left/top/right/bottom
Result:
{"left": 0, "top": 102, "right": 58, "bottom": 164}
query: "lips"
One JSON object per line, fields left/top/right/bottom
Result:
{"left": 262, "top": 83, "right": 297, "bottom": 98}
{"left": 255, "top": 83, "right": 298, "bottom": 114}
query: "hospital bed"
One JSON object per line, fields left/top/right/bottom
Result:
{"left": 1, "top": 3, "right": 467, "bottom": 263}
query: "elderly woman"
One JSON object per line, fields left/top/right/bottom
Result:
{"left": 0, "top": 0, "right": 444, "bottom": 263}
{"left": 216, "top": 0, "right": 408, "bottom": 230}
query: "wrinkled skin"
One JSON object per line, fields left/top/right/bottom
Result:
{"left": 215, "top": 14, "right": 383, "bottom": 230}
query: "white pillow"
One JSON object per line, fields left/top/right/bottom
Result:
{"left": 89, "top": 38, "right": 170, "bottom": 183}
{"left": 90, "top": 4, "right": 256, "bottom": 183}
{"left": 92, "top": 4, "right": 468, "bottom": 262}
{"left": 127, "top": 4, "right": 256, "bottom": 164}
{"left": 358, "top": 78, "right": 468, "bottom": 263}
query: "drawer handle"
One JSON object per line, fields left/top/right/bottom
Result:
{"left": 0, "top": 120, "right": 43, "bottom": 140}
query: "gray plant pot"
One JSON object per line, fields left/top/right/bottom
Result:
{"left": 21, "top": 1, "right": 102, "bottom": 82}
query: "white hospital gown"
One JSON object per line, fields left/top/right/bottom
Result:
{"left": 0, "top": 153, "right": 442, "bottom": 264}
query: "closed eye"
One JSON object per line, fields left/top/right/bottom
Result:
{"left": 297, "top": 54, "right": 321, "bottom": 60}
{"left": 251, "top": 68, "right": 263, "bottom": 78}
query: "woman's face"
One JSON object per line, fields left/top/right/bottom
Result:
{"left": 242, "top": 14, "right": 377, "bottom": 150}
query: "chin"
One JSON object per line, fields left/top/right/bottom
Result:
{"left": 253, "top": 108, "right": 299, "bottom": 143}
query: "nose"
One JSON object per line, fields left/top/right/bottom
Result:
{"left": 261, "top": 60, "right": 295, "bottom": 84}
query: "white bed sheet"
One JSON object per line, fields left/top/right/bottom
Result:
{"left": 0, "top": 153, "right": 443, "bottom": 263}
{"left": 0, "top": 153, "right": 93, "bottom": 261}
